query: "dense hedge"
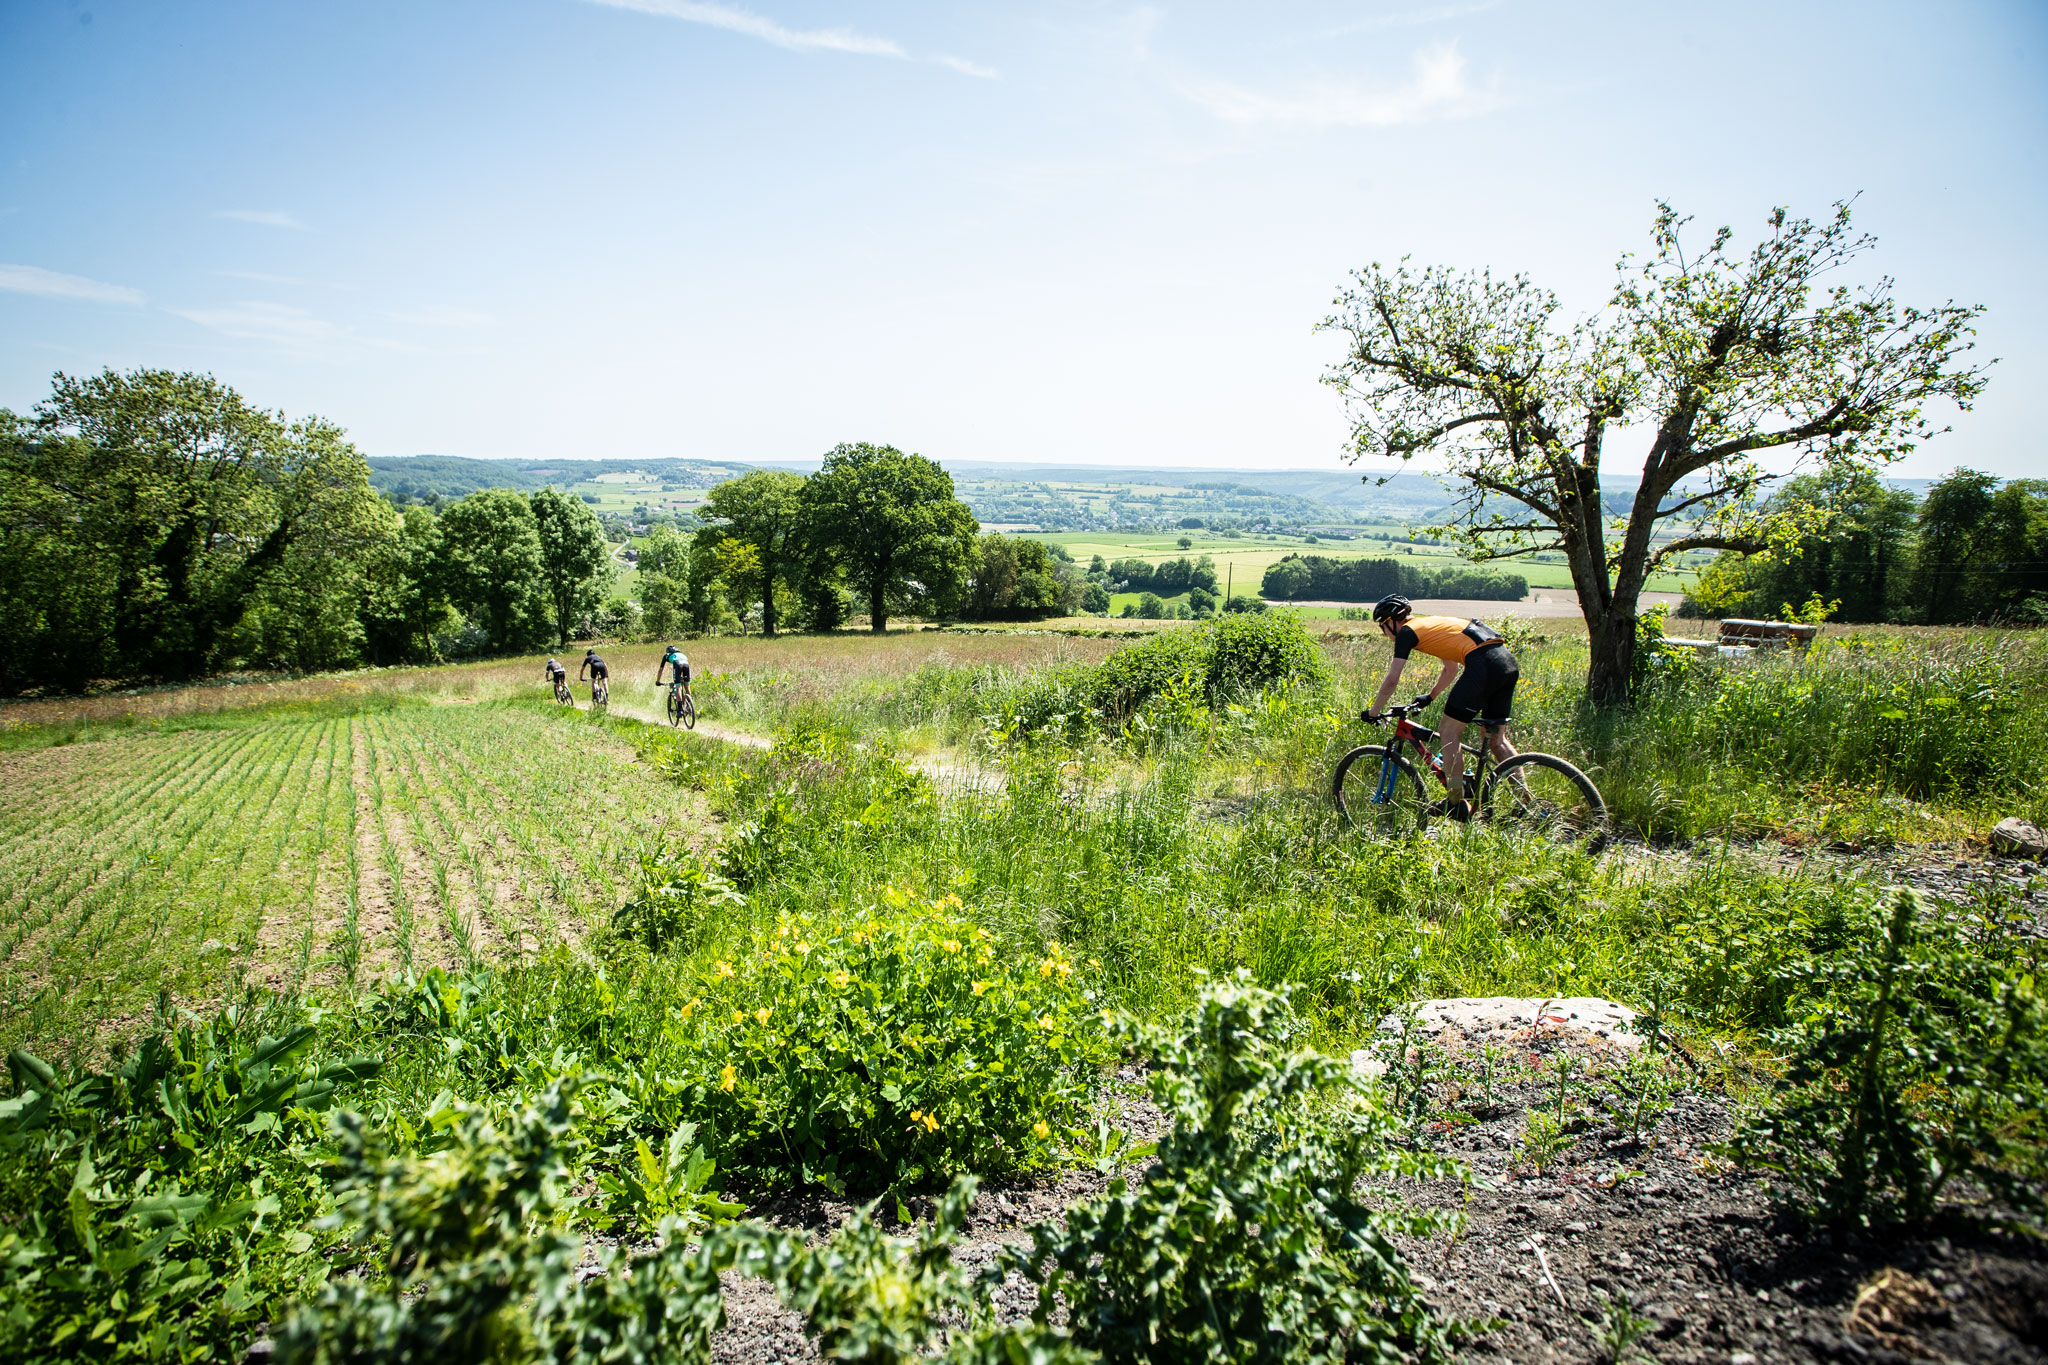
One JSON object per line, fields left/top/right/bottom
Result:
{"left": 1260, "top": 554, "right": 1526, "bottom": 602}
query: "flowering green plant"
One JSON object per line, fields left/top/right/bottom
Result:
{"left": 651, "top": 894, "right": 1113, "bottom": 1192}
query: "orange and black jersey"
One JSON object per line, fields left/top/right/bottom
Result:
{"left": 1391, "top": 616, "right": 1504, "bottom": 664}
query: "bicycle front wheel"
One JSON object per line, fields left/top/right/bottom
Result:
{"left": 1481, "top": 753, "right": 1608, "bottom": 853}
{"left": 1332, "top": 744, "right": 1429, "bottom": 836}
{"left": 666, "top": 688, "right": 682, "bottom": 726}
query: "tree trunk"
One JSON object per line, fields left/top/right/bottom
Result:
{"left": 1585, "top": 606, "right": 1635, "bottom": 705}
{"left": 869, "top": 580, "right": 887, "bottom": 633}
{"left": 762, "top": 577, "right": 776, "bottom": 638}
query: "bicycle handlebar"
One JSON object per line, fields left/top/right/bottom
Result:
{"left": 1361, "top": 694, "right": 1436, "bottom": 726}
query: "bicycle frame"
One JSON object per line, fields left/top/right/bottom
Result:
{"left": 1374, "top": 706, "right": 1497, "bottom": 804}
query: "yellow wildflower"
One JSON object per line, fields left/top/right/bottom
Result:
{"left": 733, "top": 1010, "right": 746, "bottom": 1025}
{"left": 977, "top": 948, "right": 993, "bottom": 964}
{"left": 850, "top": 930, "right": 865, "bottom": 945}
{"left": 795, "top": 941, "right": 811, "bottom": 955}
{"left": 942, "top": 939, "right": 960, "bottom": 954}
{"left": 755, "top": 1007, "right": 772, "bottom": 1026}
{"left": 714, "top": 961, "right": 736, "bottom": 978}
{"left": 1038, "top": 1015, "right": 1055, "bottom": 1031}
{"left": 719, "top": 1064, "right": 737, "bottom": 1092}
{"left": 1031, "top": 1120, "right": 1051, "bottom": 1140}
{"left": 830, "top": 970, "right": 852, "bottom": 988}
{"left": 971, "top": 980, "right": 989, "bottom": 997}
{"left": 1039, "top": 959, "right": 1054, "bottom": 978}
{"left": 975, "top": 926, "right": 991, "bottom": 940}
{"left": 776, "top": 924, "right": 789, "bottom": 939}
{"left": 1055, "top": 961, "right": 1073, "bottom": 978}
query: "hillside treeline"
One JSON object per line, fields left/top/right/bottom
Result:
{"left": 0, "top": 370, "right": 1082, "bottom": 694}
{"left": 1259, "top": 553, "right": 1528, "bottom": 603}
{"left": 1680, "top": 470, "right": 2048, "bottom": 624}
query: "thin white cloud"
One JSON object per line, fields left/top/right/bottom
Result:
{"left": 1186, "top": 42, "right": 1503, "bottom": 127}
{"left": 174, "top": 301, "right": 340, "bottom": 347}
{"left": 213, "top": 268, "right": 309, "bottom": 284}
{"left": 1323, "top": 2, "right": 1501, "bottom": 36}
{"left": 933, "top": 53, "right": 998, "bottom": 79}
{"left": 581, "top": 0, "right": 905, "bottom": 57}
{"left": 382, "top": 305, "right": 496, "bottom": 327}
{"left": 0, "top": 264, "right": 144, "bottom": 305}
{"left": 215, "top": 209, "right": 309, "bottom": 229}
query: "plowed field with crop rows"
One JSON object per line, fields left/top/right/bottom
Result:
{"left": 0, "top": 701, "right": 689, "bottom": 1060}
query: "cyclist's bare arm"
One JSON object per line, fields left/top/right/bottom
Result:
{"left": 1369, "top": 657, "right": 1457, "bottom": 719}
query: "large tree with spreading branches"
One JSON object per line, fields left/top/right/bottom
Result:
{"left": 1318, "top": 201, "right": 1989, "bottom": 701}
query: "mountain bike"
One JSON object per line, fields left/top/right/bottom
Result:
{"left": 590, "top": 677, "right": 609, "bottom": 711}
{"left": 1332, "top": 697, "right": 1609, "bottom": 852}
{"left": 665, "top": 679, "right": 696, "bottom": 729}
{"left": 553, "top": 676, "right": 572, "bottom": 706}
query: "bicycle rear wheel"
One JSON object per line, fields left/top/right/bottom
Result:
{"left": 666, "top": 687, "right": 682, "bottom": 726}
{"left": 1480, "top": 752, "right": 1608, "bottom": 853}
{"left": 593, "top": 680, "right": 609, "bottom": 709}
{"left": 681, "top": 693, "right": 696, "bottom": 730}
{"left": 1332, "top": 744, "right": 1429, "bottom": 836}
{"left": 554, "top": 681, "right": 571, "bottom": 705}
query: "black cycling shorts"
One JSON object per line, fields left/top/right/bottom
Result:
{"left": 1443, "top": 643, "right": 1518, "bottom": 725}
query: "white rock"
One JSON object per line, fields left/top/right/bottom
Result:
{"left": 1378, "top": 996, "right": 1647, "bottom": 1050}
{"left": 1989, "top": 817, "right": 2048, "bottom": 859}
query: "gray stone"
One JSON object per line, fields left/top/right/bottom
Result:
{"left": 1990, "top": 817, "right": 2048, "bottom": 859}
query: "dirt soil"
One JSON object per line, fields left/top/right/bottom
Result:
{"left": 705, "top": 1037, "right": 2047, "bottom": 1365}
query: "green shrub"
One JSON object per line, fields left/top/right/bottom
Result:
{"left": 643, "top": 896, "right": 1113, "bottom": 1192}
{"left": 1088, "top": 627, "right": 1213, "bottom": 721}
{"left": 0, "top": 1007, "right": 381, "bottom": 1363}
{"left": 1203, "top": 609, "right": 1333, "bottom": 701}
{"left": 732, "top": 1176, "right": 1088, "bottom": 1364}
{"left": 614, "top": 846, "right": 747, "bottom": 951}
{"left": 1731, "top": 889, "right": 2048, "bottom": 1229}
{"left": 1009, "top": 974, "right": 1472, "bottom": 1364}
{"left": 275, "top": 1081, "right": 732, "bottom": 1365}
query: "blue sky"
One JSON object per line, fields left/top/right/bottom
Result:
{"left": 2, "top": 0, "right": 2043, "bottom": 477}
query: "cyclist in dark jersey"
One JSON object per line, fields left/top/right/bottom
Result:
{"left": 654, "top": 644, "right": 691, "bottom": 694}
{"left": 543, "top": 657, "right": 567, "bottom": 688}
{"left": 1364, "top": 594, "right": 1520, "bottom": 820}
{"left": 578, "top": 650, "right": 608, "bottom": 686}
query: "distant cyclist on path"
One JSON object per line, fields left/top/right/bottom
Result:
{"left": 544, "top": 656, "right": 567, "bottom": 691}
{"left": 655, "top": 643, "right": 692, "bottom": 704}
{"left": 1364, "top": 595, "right": 1520, "bottom": 821}
{"left": 579, "top": 649, "right": 608, "bottom": 695}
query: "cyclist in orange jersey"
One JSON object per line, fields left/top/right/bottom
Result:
{"left": 1363, "top": 594, "right": 1520, "bottom": 820}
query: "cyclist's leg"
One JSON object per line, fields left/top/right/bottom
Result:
{"left": 1483, "top": 652, "right": 1521, "bottom": 788}
{"left": 1436, "top": 714, "right": 1470, "bottom": 803}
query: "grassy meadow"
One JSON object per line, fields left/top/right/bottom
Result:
{"left": 1, "top": 616, "right": 2043, "bottom": 1361}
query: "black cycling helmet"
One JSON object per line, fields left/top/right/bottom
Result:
{"left": 1371, "top": 594, "right": 1412, "bottom": 625}
{"left": 585, "top": 648, "right": 598, "bottom": 659}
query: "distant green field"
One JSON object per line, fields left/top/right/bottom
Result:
{"left": 1032, "top": 530, "right": 1701, "bottom": 597}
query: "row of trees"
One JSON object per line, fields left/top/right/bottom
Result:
{"left": 0, "top": 370, "right": 620, "bottom": 694}
{"left": 632, "top": 449, "right": 1085, "bottom": 640}
{"left": 1259, "top": 554, "right": 1527, "bottom": 603}
{"left": 1099, "top": 555, "right": 1220, "bottom": 598}
{"left": 1681, "top": 469, "right": 2048, "bottom": 624}
{"left": 0, "top": 372, "right": 1089, "bottom": 692}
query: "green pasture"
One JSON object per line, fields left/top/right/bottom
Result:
{"left": 1029, "top": 529, "right": 1701, "bottom": 596}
